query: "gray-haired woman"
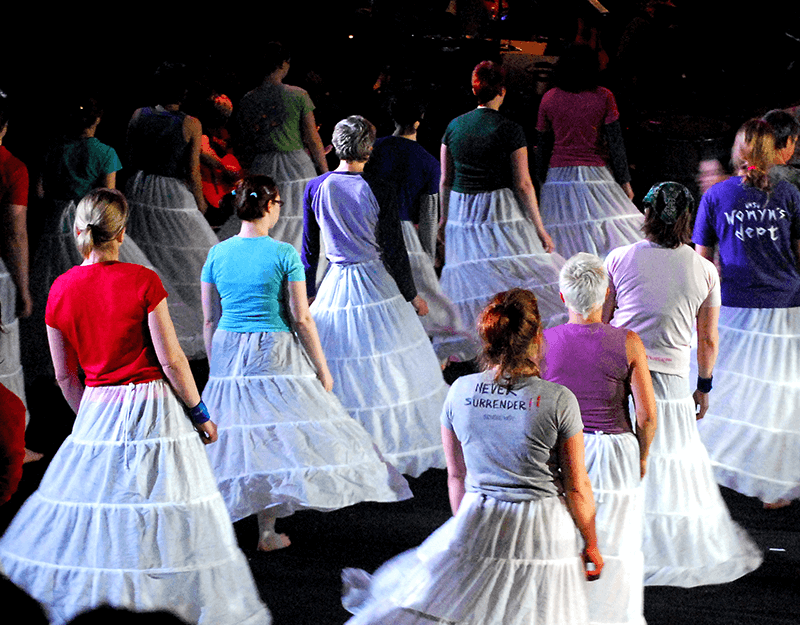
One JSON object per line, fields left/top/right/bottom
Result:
{"left": 542, "top": 252, "right": 656, "bottom": 625}
{"left": 301, "top": 115, "right": 449, "bottom": 477}
{"left": 603, "top": 182, "right": 762, "bottom": 587}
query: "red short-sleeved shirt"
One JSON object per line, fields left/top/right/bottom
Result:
{"left": 46, "top": 262, "right": 168, "bottom": 386}
{"left": 536, "top": 87, "right": 620, "bottom": 168}
{"left": 0, "top": 145, "right": 29, "bottom": 207}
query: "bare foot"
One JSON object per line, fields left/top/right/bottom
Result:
{"left": 257, "top": 532, "right": 291, "bottom": 552}
{"left": 763, "top": 499, "right": 792, "bottom": 510}
{"left": 23, "top": 448, "right": 44, "bottom": 464}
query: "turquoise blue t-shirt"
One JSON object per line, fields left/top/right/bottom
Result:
{"left": 201, "top": 235, "right": 305, "bottom": 333}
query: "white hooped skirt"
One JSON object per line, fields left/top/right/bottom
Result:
{"left": 0, "top": 258, "right": 26, "bottom": 417}
{"left": 641, "top": 372, "right": 763, "bottom": 586}
{"left": 311, "top": 260, "right": 449, "bottom": 477}
{"left": 694, "top": 305, "right": 800, "bottom": 503}
{"left": 401, "top": 221, "right": 479, "bottom": 362}
{"left": 342, "top": 493, "right": 589, "bottom": 625}
{"left": 24, "top": 199, "right": 205, "bottom": 365}
{"left": 440, "top": 188, "right": 567, "bottom": 336}
{"left": 125, "top": 172, "right": 219, "bottom": 335}
{"left": 583, "top": 432, "right": 645, "bottom": 625}
{"left": 0, "top": 380, "right": 271, "bottom": 625}
{"left": 202, "top": 330, "right": 412, "bottom": 521}
{"left": 539, "top": 166, "right": 644, "bottom": 260}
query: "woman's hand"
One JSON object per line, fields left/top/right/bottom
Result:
{"left": 537, "top": 227, "right": 555, "bottom": 254}
{"left": 621, "top": 181, "right": 634, "bottom": 201}
{"left": 583, "top": 544, "right": 604, "bottom": 581}
{"left": 195, "top": 420, "right": 218, "bottom": 444}
{"left": 411, "top": 295, "right": 429, "bottom": 317}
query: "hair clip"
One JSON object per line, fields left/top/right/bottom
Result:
{"left": 250, "top": 191, "right": 258, "bottom": 198}
{"left": 231, "top": 189, "right": 236, "bottom": 196}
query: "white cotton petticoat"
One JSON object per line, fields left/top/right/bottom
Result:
{"left": 311, "top": 260, "right": 449, "bottom": 477}
{"left": 539, "top": 166, "right": 644, "bottom": 260}
{"left": 694, "top": 305, "right": 800, "bottom": 504}
{"left": 0, "top": 380, "right": 271, "bottom": 625}
{"left": 583, "top": 432, "right": 645, "bottom": 625}
{"left": 125, "top": 172, "right": 218, "bottom": 329}
{"left": 401, "top": 221, "right": 479, "bottom": 362}
{"left": 0, "top": 258, "right": 25, "bottom": 415}
{"left": 342, "top": 492, "right": 589, "bottom": 625}
{"left": 440, "top": 188, "right": 567, "bottom": 336}
{"left": 202, "top": 329, "right": 412, "bottom": 521}
{"left": 641, "top": 372, "right": 763, "bottom": 586}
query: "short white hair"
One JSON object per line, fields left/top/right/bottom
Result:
{"left": 559, "top": 252, "right": 608, "bottom": 318}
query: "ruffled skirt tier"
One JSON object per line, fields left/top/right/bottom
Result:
{"left": 401, "top": 221, "right": 479, "bottom": 362}
{"left": 440, "top": 188, "right": 567, "bottom": 334}
{"left": 0, "top": 380, "right": 271, "bottom": 625}
{"left": 539, "top": 166, "right": 644, "bottom": 260}
{"left": 126, "top": 172, "right": 218, "bottom": 357}
{"left": 0, "top": 258, "right": 25, "bottom": 413}
{"left": 641, "top": 372, "right": 763, "bottom": 586}
{"left": 202, "top": 329, "right": 412, "bottom": 521}
{"left": 311, "top": 260, "right": 449, "bottom": 477}
{"left": 584, "top": 432, "right": 645, "bottom": 625}
{"left": 694, "top": 305, "right": 800, "bottom": 503}
{"left": 342, "top": 493, "right": 589, "bottom": 625}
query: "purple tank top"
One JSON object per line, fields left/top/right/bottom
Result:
{"left": 542, "top": 323, "right": 632, "bottom": 434}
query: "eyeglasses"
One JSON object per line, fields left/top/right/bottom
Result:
{"left": 271, "top": 199, "right": 285, "bottom": 207}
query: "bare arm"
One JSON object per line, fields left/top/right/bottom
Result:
{"left": 300, "top": 111, "right": 329, "bottom": 174}
{"left": 47, "top": 325, "right": 84, "bottom": 414}
{"left": 149, "top": 300, "right": 217, "bottom": 443}
{"left": 288, "top": 280, "right": 333, "bottom": 391}
{"left": 437, "top": 144, "right": 454, "bottom": 273}
{"left": 1, "top": 203, "right": 32, "bottom": 317}
{"left": 510, "top": 147, "right": 554, "bottom": 253}
{"left": 201, "top": 281, "right": 222, "bottom": 361}
{"left": 442, "top": 424, "right": 467, "bottom": 515}
{"left": 694, "top": 305, "right": 720, "bottom": 420}
{"left": 183, "top": 115, "right": 208, "bottom": 214}
{"left": 601, "top": 277, "right": 617, "bottom": 323}
{"left": 627, "top": 330, "right": 657, "bottom": 477}
{"left": 793, "top": 239, "right": 800, "bottom": 273}
{"left": 559, "top": 431, "right": 603, "bottom": 580}
{"left": 101, "top": 171, "right": 116, "bottom": 190}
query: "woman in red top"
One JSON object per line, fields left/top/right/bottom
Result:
{"left": 0, "top": 189, "right": 271, "bottom": 625}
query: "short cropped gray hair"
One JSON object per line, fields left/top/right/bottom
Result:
{"left": 559, "top": 252, "right": 608, "bottom": 318}
{"left": 332, "top": 115, "right": 376, "bottom": 162}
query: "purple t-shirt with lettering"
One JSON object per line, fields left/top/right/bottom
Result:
{"left": 693, "top": 176, "right": 800, "bottom": 308}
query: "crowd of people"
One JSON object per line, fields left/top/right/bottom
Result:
{"left": 0, "top": 39, "right": 797, "bottom": 625}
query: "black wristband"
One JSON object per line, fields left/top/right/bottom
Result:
{"left": 696, "top": 376, "right": 713, "bottom": 394}
{"left": 188, "top": 400, "right": 211, "bottom": 424}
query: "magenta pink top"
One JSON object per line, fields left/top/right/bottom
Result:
{"left": 542, "top": 322, "right": 632, "bottom": 434}
{"left": 536, "top": 87, "right": 620, "bottom": 168}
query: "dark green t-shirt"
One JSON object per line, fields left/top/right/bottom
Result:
{"left": 442, "top": 108, "right": 527, "bottom": 193}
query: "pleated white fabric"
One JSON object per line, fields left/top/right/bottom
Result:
{"left": 583, "top": 432, "right": 645, "bottom": 625}
{"left": 342, "top": 492, "right": 589, "bottom": 625}
{"left": 202, "top": 330, "right": 412, "bottom": 521}
{"left": 440, "top": 188, "right": 567, "bottom": 336}
{"left": 641, "top": 372, "right": 763, "bottom": 586}
{"left": 693, "top": 305, "right": 800, "bottom": 504}
{"left": 539, "top": 167, "right": 644, "bottom": 260}
{"left": 311, "top": 260, "right": 448, "bottom": 477}
{"left": 24, "top": 199, "right": 205, "bottom": 365}
{"left": 125, "top": 172, "right": 218, "bottom": 354}
{"left": 401, "top": 221, "right": 479, "bottom": 362}
{"left": 0, "top": 258, "right": 26, "bottom": 416}
{"left": 0, "top": 380, "right": 271, "bottom": 625}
